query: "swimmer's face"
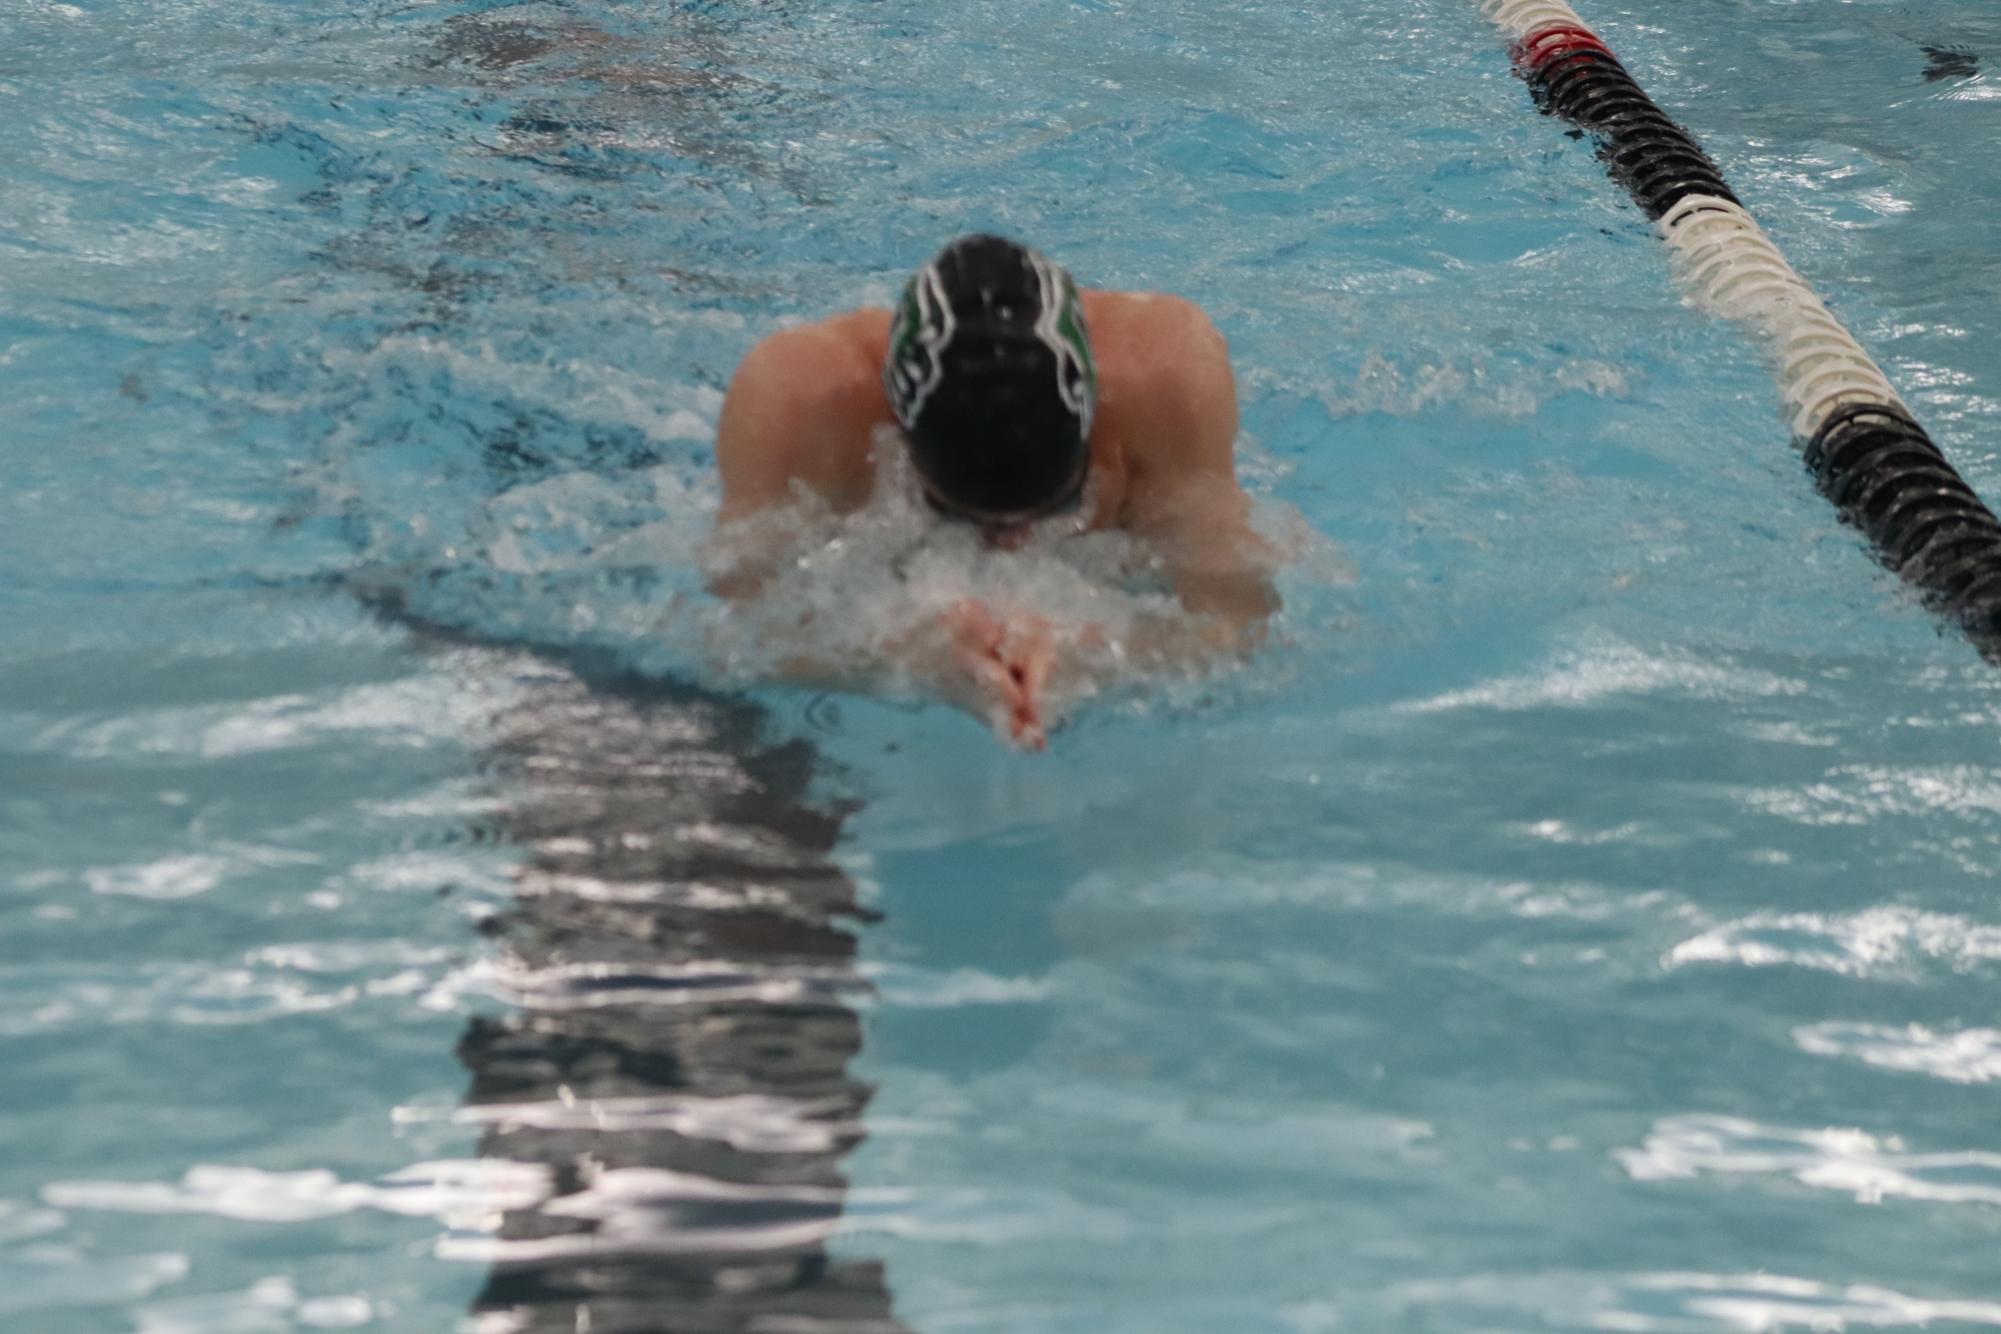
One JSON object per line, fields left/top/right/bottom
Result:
{"left": 918, "top": 458, "right": 1092, "bottom": 549}
{"left": 980, "top": 518, "right": 1041, "bottom": 552}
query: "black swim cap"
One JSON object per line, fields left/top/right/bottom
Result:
{"left": 883, "top": 234, "right": 1097, "bottom": 521}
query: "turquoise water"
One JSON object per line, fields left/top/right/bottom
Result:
{"left": 6, "top": 1, "right": 2001, "bottom": 1330}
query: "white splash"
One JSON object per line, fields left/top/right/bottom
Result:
{"left": 700, "top": 428, "right": 1341, "bottom": 734}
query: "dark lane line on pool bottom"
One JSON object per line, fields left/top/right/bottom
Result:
{"left": 287, "top": 9, "right": 915, "bottom": 1325}
{"left": 455, "top": 658, "right": 908, "bottom": 1334}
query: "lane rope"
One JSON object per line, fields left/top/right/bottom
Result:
{"left": 1474, "top": 0, "right": 2001, "bottom": 656}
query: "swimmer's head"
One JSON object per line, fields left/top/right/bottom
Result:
{"left": 883, "top": 234, "right": 1097, "bottom": 528}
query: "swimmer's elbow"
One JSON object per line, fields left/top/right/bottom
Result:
{"left": 705, "top": 567, "right": 763, "bottom": 601}
{"left": 701, "top": 519, "right": 775, "bottom": 602}
{"left": 1226, "top": 585, "right": 1281, "bottom": 654}
{"left": 1177, "top": 570, "right": 1281, "bottom": 651}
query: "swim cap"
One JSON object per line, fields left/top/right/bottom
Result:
{"left": 883, "top": 234, "right": 1097, "bottom": 521}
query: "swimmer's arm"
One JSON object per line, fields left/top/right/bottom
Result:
{"left": 1123, "top": 486, "right": 1282, "bottom": 665}
{"left": 709, "top": 315, "right": 888, "bottom": 596}
{"left": 705, "top": 599, "right": 1050, "bottom": 747}
{"left": 1115, "top": 313, "right": 1280, "bottom": 665}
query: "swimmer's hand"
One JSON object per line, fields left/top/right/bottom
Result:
{"left": 895, "top": 601, "right": 1062, "bottom": 751}
{"left": 941, "top": 601, "right": 1058, "bottom": 751}
{"left": 897, "top": 599, "right": 1258, "bottom": 748}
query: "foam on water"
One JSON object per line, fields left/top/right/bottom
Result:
{"left": 705, "top": 427, "right": 1348, "bottom": 725}
{"left": 336, "top": 381, "right": 1354, "bottom": 741}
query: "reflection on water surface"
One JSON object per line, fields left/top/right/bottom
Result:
{"left": 459, "top": 665, "right": 903, "bottom": 1332}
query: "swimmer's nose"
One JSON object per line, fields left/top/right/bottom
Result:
{"left": 983, "top": 523, "right": 1034, "bottom": 551}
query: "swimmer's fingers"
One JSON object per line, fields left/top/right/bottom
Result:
{"left": 942, "top": 603, "right": 1050, "bottom": 746}
{"left": 973, "top": 656, "right": 1044, "bottom": 750}
{"left": 933, "top": 627, "right": 1025, "bottom": 738}
{"left": 1002, "top": 673, "right": 1047, "bottom": 751}
{"left": 990, "top": 615, "right": 1055, "bottom": 751}
{"left": 910, "top": 604, "right": 1061, "bottom": 751}
{"left": 1012, "top": 628, "right": 1056, "bottom": 714}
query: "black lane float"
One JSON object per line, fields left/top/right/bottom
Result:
{"left": 1478, "top": 1, "right": 2001, "bottom": 658}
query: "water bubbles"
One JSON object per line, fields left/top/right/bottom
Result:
{"left": 329, "top": 388, "right": 1351, "bottom": 739}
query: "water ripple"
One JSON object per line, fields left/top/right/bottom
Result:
{"left": 1618, "top": 1113, "right": 2001, "bottom": 1208}
{"left": 1393, "top": 633, "right": 1806, "bottom": 714}
{"left": 868, "top": 962, "right": 1054, "bottom": 1008}
{"left": 438, "top": 1166, "right": 844, "bottom": 1262}
{"left": 15, "top": 669, "right": 527, "bottom": 761}
{"left": 1743, "top": 764, "right": 2001, "bottom": 826}
{"left": 479, "top": 958, "right": 864, "bottom": 1011}
{"left": 131, "top": 1276, "right": 377, "bottom": 1334}
{"left": 440, "top": 1091, "right": 859, "bottom": 1155}
{"left": 42, "top": 1159, "right": 550, "bottom": 1226}
{"left": 1665, "top": 906, "right": 2001, "bottom": 978}
{"left": 0, "top": 948, "right": 477, "bottom": 1034}
{"left": 80, "top": 842, "right": 318, "bottom": 901}
{"left": 1354, "top": 1270, "right": 2001, "bottom": 1332}
{"left": 0, "top": 1247, "right": 189, "bottom": 1320}
{"left": 1796, "top": 1021, "right": 2001, "bottom": 1084}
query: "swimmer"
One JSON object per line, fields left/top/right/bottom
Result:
{"left": 711, "top": 233, "right": 1279, "bottom": 748}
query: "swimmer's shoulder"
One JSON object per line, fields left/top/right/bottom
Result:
{"left": 1081, "top": 290, "right": 1236, "bottom": 479}
{"left": 824, "top": 306, "right": 893, "bottom": 356}
{"left": 725, "top": 308, "right": 895, "bottom": 443}
{"left": 743, "top": 307, "right": 892, "bottom": 382}
{"left": 1081, "top": 289, "right": 1228, "bottom": 369}
{"left": 718, "top": 307, "right": 898, "bottom": 519}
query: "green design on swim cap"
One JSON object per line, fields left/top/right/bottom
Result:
{"left": 1039, "top": 262, "right": 1096, "bottom": 436}
{"left": 883, "top": 263, "right": 953, "bottom": 430}
{"left": 882, "top": 236, "right": 1096, "bottom": 441}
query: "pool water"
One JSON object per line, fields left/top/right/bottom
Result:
{"left": 6, "top": 1, "right": 2001, "bottom": 1330}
